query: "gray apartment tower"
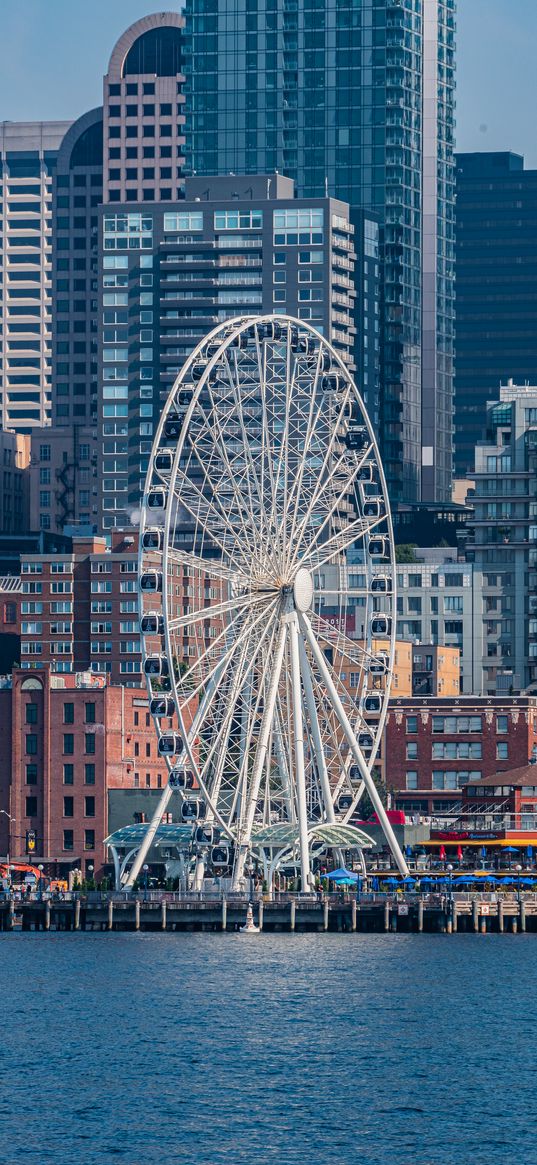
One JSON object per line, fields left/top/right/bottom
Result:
{"left": 0, "top": 121, "right": 71, "bottom": 433}
{"left": 182, "top": 0, "right": 456, "bottom": 504}
{"left": 97, "top": 173, "right": 357, "bottom": 530}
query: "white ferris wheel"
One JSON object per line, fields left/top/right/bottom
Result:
{"left": 129, "top": 315, "right": 409, "bottom": 892}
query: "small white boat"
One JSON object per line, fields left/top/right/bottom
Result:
{"left": 239, "top": 902, "right": 260, "bottom": 933}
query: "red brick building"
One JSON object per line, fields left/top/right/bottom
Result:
{"left": 0, "top": 667, "right": 167, "bottom": 877}
{"left": 20, "top": 528, "right": 141, "bottom": 683}
{"left": 462, "top": 766, "right": 537, "bottom": 831}
{"left": 384, "top": 696, "right": 537, "bottom": 816}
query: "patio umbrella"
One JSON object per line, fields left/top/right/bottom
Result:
{"left": 383, "top": 878, "right": 400, "bottom": 886}
{"left": 402, "top": 876, "right": 416, "bottom": 884}
{"left": 504, "top": 847, "right": 519, "bottom": 853}
{"left": 499, "top": 876, "right": 514, "bottom": 884}
{"left": 322, "top": 868, "right": 355, "bottom": 880}
{"left": 454, "top": 875, "right": 476, "bottom": 884}
{"left": 520, "top": 877, "right": 536, "bottom": 886}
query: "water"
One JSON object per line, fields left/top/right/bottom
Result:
{"left": 0, "top": 932, "right": 533, "bottom": 1165}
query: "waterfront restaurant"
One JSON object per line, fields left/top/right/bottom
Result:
{"left": 426, "top": 765, "right": 537, "bottom": 858}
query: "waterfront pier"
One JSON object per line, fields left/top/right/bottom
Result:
{"left": 2, "top": 891, "right": 537, "bottom": 934}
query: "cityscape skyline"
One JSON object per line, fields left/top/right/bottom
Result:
{"left": 0, "top": 1, "right": 536, "bottom": 165}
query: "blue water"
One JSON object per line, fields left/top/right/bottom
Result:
{"left": 0, "top": 932, "right": 533, "bottom": 1165}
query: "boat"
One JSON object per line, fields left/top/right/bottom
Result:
{"left": 239, "top": 902, "right": 260, "bottom": 933}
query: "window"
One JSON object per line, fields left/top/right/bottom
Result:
{"left": 84, "top": 764, "right": 95, "bottom": 786}
{"left": 63, "top": 829, "right": 74, "bottom": 851}
{"left": 63, "top": 796, "right": 74, "bottom": 817}
{"left": 496, "top": 742, "right": 509, "bottom": 760}
{"left": 63, "top": 764, "right": 74, "bottom": 785}
{"left": 85, "top": 702, "right": 96, "bottom": 724}
{"left": 25, "top": 796, "right": 38, "bottom": 817}
{"left": 63, "top": 733, "right": 74, "bottom": 755}
{"left": 26, "top": 734, "right": 37, "bottom": 756}
{"left": 406, "top": 771, "right": 418, "bottom": 790}
{"left": 63, "top": 702, "right": 74, "bottom": 724}
{"left": 497, "top": 716, "right": 508, "bottom": 734}
{"left": 164, "top": 211, "right": 203, "bottom": 232}
{"left": 85, "top": 733, "right": 96, "bottom": 755}
{"left": 25, "top": 703, "right": 38, "bottom": 724}
{"left": 84, "top": 829, "right": 95, "bottom": 851}
{"left": 85, "top": 796, "right": 95, "bottom": 817}
{"left": 406, "top": 716, "right": 417, "bottom": 734}
{"left": 406, "top": 742, "right": 418, "bottom": 760}
{"left": 215, "top": 210, "right": 263, "bottom": 230}
{"left": 26, "top": 764, "right": 37, "bottom": 785}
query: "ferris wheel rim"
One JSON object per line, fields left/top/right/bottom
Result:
{"left": 136, "top": 313, "right": 405, "bottom": 886}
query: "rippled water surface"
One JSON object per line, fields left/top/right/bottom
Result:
{"left": 0, "top": 932, "right": 534, "bottom": 1165}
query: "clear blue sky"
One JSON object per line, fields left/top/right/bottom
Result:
{"left": 0, "top": 0, "right": 536, "bottom": 166}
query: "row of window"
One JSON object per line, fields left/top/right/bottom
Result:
{"left": 25, "top": 763, "right": 95, "bottom": 785}
{"left": 23, "top": 702, "right": 96, "bottom": 725}
{"left": 405, "top": 715, "right": 510, "bottom": 734}
{"left": 25, "top": 733, "right": 97, "bottom": 756}
{"left": 406, "top": 771, "right": 482, "bottom": 791}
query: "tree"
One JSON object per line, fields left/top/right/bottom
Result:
{"left": 395, "top": 543, "right": 418, "bottom": 563}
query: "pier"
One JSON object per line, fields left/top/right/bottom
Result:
{"left": 2, "top": 890, "right": 537, "bottom": 934}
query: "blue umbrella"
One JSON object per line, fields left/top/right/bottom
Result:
{"left": 527, "top": 845, "right": 533, "bottom": 859}
{"left": 403, "top": 876, "right": 416, "bottom": 884}
{"left": 520, "top": 877, "right": 536, "bottom": 886}
{"left": 454, "top": 875, "right": 477, "bottom": 884}
{"left": 322, "top": 867, "right": 356, "bottom": 880}
{"left": 384, "top": 878, "right": 399, "bottom": 886}
{"left": 500, "top": 876, "right": 514, "bottom": 884}
{"left": 504, "top": 846, "right": 519, "bottom": 853}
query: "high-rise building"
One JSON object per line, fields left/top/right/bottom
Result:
{"left": 466, "top": 383, "right": 537, "bottom": 696}
{"left": 455, "top": 152, "right": 537, "bottom": 477}
{"left": 97, "top": 173, "right": 358, "bottom": 529}
{"left": 183, "top": 0, "right": 456, "bottom": 503}
{"left": 0, "top": 121, "right": 71, "bottom": 433}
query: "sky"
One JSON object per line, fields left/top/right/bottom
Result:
{"left": 0, "top": 0, "right": 536, "bottom": 165}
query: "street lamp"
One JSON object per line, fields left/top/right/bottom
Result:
{"left": 515, "top": 863, "right": 522, "bottom": 905}
{"left": 447, "top": 863, "right": 454, "bottom": 923}
{"left": 0, "top": 810, "right": 15, "bottom": 885}
{"left": 87, "top": 863, "right": 94, "bottom": 891}
{"left": 38, "top": 864, "right": 44, "bottom": 901}
{"left": 143, "top": 863, "right": 149, "bottom": 901}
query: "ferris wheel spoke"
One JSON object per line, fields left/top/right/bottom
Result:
{"left": 189, "top": 385, "right": 266, "bottom": 566}
{"left": 194, "top": 616, "right": 277, "bottom": 822}
{"left": 167, "top": 587, "right": 274, "bottom": 633}
{"left": 175, "top": 604, "right": 281, "bottom": 834}
{"left": 172, "top": 594, "right": 280, "bottom": 704}
{"left": 167, "top": 546, "right": 244, "bottom": 587}
{"left": 300, "top": 511, "right": 386, "bottom": 574}
{"left": 288, "top": 441, "right": 373, "bottom": 571}
{"left": 169, "top": 473, "right": 256, "bottom": 574}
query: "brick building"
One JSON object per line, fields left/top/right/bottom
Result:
{"left": 19, "top": 527, "right": 141, "bottom": 682}
{"left": 384, "top": 696, "right": 537, "bottom": 816}
{"left": 0, "top": 667, "right": 167, "bottom": 878}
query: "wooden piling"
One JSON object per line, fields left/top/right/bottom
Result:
{"left": 107, "top": 899, "right": 114, "bottom": 930}
{"left": 323, "top": 900, "right": 329, "bottom": 931}
{"left": 221, "top": 897, "right": 227, "bottom": 932}
{"left": 351, "top": 899, "right": 357, "bottom": 932}
{"left": 44, "top": 901, "right": 51, "bottom": 931}
{"left": 290, "top": 899, "right": 296, "bottom": 931}
{"left": 417, "top": 899, "right": 424, "bottom": 932}
{"left": 135, "top": 899, "right": 140, "bottom": 931}
{"left": 384, "top": 900, "right": 390, "bottom": 931}
{"left": 161, "top": 900, "right": 167, "bottom": 930}
{"left": 472, "top": 899, "right": 479, "bottom": 932}
{"left": 74, "top": 898, "right": 81, "bottom": 931}
{"left": 520, "top": 900, "right": 526, "bottom": 933}
{"left": 258, "top": 901, "right": 263, "bottom": 931}
{"left": 498, "top": 901, "right": 504, "bottom": 933}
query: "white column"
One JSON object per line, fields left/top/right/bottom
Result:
{"left": 288, "top": 613, "right": 313, "bottom": 893}
{"left": 298, "top": 631, "right": 335, "bottom": 824}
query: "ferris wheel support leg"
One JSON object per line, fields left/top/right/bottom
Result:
{"left": 231, "top": 620, "right": 288, "bottom": 892}
{"left": 122, "top": 782, "right": 175, "bottom": 889}
{"left": 298, "top": 632, "right": 336, "bottom": 825}
{"left": 299, "top": 613, "right": 409, "bottom": 879}
{"left": 288, "top": 613, "right": 314, "bottom": 894}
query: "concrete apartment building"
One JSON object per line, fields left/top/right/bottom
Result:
{"left": 0, "top": 430, "right": 30, "bottom": 534}
{"left": 0, "top": 121, "right": 72, "bottom": 433}
{"left": 395, "top": 549, "right": 485, "bottom": 695}
{"left": 97, "top": 173, "right": 357, "bottom": 529}
{"left": 466, "top": 383, "right": 537, "bottom": 695}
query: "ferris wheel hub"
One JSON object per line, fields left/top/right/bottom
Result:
{"left": 293, "top": 567, "right": 314, "bottom": 613}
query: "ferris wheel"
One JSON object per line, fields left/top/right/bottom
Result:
{"left": 130, "top": 315, "right": 409, "bottom": 891}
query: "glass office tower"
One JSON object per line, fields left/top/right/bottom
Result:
{"left": 182, "top": 0, "right": 456, "bottom": 503}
